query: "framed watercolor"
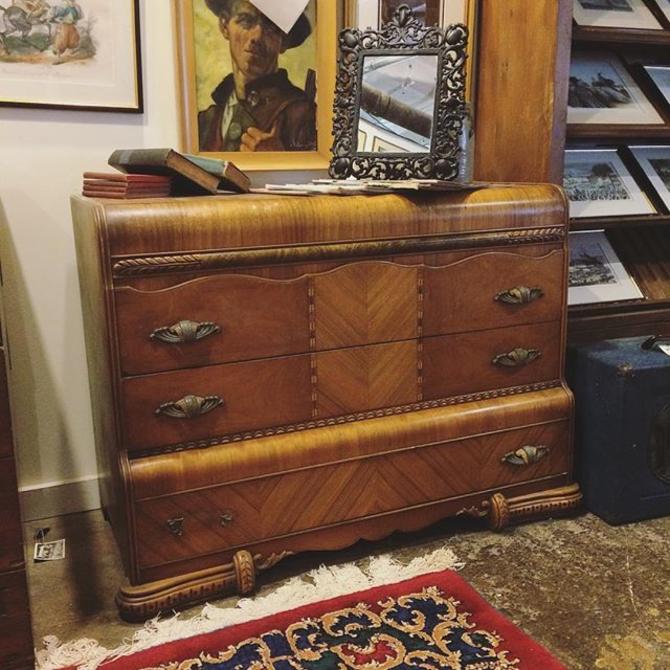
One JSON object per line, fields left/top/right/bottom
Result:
{"left": 0, "top": 0, "right": 142, "bottom": 112}
{"left": 563, "top": 148, "right": 656, "bottom": 218}
{"left": 642, "top": 65, "right": 670, "bottom": 109}
{"left": 568, "top": 51, "right": 664, "bottom": 125}
{"left": 174, "top": 0, "right": 337, "bottom": 171}
{"left": 572, "top": 0, "right": 663, "bottom": 30}
{"left": 630, "top": 145, "right": 670, "bottom": 211}
{"left": 568, "top": 231, "right": 644, "bottom": 306}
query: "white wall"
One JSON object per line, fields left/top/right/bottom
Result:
{"left": 0, "top": 2, "right": 181, "bottom": 519}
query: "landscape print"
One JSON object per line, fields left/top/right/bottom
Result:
{"left": 564, "top": 160, "right": 631, "bottom": 202}
{"left": 577, "top": 0, "right": 633, "bottom": 11}
{"left": 569, "top": 241, "right": 617, "bottom": 288}
{"left": 569, "top": 63, "right": 632, "bottom": 109}
{"left": 0, "top": 1, "right": 94, "bottom": 64}
{"left": 650, "top": 158, "right": 670, "bottom": 189}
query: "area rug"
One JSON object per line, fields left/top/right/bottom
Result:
{"left": 37, "top": 549, "right": 566, "bottom": 670}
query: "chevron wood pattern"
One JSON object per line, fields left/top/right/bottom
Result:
{"left": 312, "top": 262, "right": 419, "bottom": 350}
{"left": 134, "top": 420, "right": 569, "bottom": 569}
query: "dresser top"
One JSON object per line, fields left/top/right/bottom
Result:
{"left": 72, "top": 183, "right": 566, "bottom": 258}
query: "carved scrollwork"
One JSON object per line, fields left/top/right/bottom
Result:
{"left": 155, "top": 394, "right": 224, "bottom": 419}
{"left": 501, "top": 445, "right": 550, "bottom": 466}
{"left": 150, "top": 320, "right": 221, "bottom": 344}
{"left": 329, "top": 6, "right": 468, "bottom": 181}
{"left": 492, "top": 348, "right": 541, "bottom": 368}
{"left": 494, "top": 286, "right": 544, "bottom": 305}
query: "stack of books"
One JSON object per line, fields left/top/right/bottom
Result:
{"left": 82, "top": 172, "right": 173, "bottom": 199}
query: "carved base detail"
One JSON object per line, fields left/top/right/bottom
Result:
{"left": 116, "top": 549, "right": 293, "bottom": 622}
{"left": 469, "top": 483, "right": 582, "bottom": 530}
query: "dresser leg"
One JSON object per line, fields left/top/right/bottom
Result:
{"left": 233, "top": 549, "right": 256, "bottom": 596}
{"left": 484, "top": 483, "right": 583, "bottom": 530}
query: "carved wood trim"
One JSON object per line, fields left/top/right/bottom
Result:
{"left": 130, "top": 380, "right": 563, "bottom": 458}
{"left": 111, "top": 228, "right": 566, "bottom": 277}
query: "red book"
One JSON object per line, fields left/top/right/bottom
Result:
{"left": 82, "top": 190, "right": 171, "bottom": 199}
{"left": 82, "top": 181, "right": 171, "bottom": 194}
{"left": 83, "top": 171, "right": 172, "bottom": 184}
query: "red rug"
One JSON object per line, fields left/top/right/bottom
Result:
{"left": 78, "top": 569, "right": 566, "bottom": 670}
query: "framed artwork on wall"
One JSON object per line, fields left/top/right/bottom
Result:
{"left": 654, "top": 0, "right": 670, "bottom": 22}
{"left": 563, "top": 148, "right": 656, "bottom": 218}
{"left": 642, "top": 65, "right": 670, "bottom": 109}
{"left": 568, "top": 51, "right": 664, "bottom": 125}
{"left": 572, "top": 0, "right": 663, "bottom": 30}
{"left": 174, "top": 0, "right": 337, "bottom": 171}
{"left": 346, "top": 0, "right": 475, "bottom": 29}
{"left": 0, "top": 0, "right": 142, "bottom": 112}
{"left": 568, "top": 230, "right": 644, "bottom": 306}
{"left": 630, "top": 145, "right": 670, "bottom": 211}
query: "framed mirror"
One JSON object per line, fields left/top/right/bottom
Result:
{"left": 329, "top": 4, "right": 469, "bottom": 180}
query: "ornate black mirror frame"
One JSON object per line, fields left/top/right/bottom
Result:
{"left": 329, "top": 5, "right": 469, "bottom": 181}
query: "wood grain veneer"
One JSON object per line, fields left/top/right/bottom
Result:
{"left": 72, "top": 186, "right": 580, "bottom": 619}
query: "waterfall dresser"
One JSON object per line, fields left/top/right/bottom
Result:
{"left": 72, "top": 184, "right": 582, "bottom": 621}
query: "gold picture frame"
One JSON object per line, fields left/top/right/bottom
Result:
{"left": 174, "top": 0, "right": 337, "bottom": 171}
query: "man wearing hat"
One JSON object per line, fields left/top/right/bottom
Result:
{"left": 199, "top": 0, "right": 316, "bottom": 153}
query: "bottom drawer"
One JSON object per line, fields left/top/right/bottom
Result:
{"left": 134, "top": 417, "right": 570, "bottom": 570}
{"left": 0, "top": 570, "right": 33, "bottom": 669}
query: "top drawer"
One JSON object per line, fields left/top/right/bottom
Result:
{"left": 115, "top": 248, "right": 564, "bottom": 376}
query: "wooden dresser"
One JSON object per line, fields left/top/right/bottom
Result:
{"left": 72, "top": 184, "right": 582, "bottom": 621}
{"left": 0, "top": 319, "right": 34, "bottom": 668}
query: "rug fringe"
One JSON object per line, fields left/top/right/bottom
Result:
{"left": 35, "top": 546, "right": 462, "bottom": 670}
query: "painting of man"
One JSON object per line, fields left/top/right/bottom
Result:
{"left": 197, "top": 0, "right": 317, "bottom": 153}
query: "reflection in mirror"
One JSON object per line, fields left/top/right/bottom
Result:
{"left": 358, "top": 54, "right": 438, "bottom": 153}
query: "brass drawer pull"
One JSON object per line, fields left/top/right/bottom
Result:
{"left": 166, "top": 517, "right": 185, "bottom": 537}
{"left": 219, "top": 510, "right": 234, "bottom": 527}
{"left": 150, "top": 320, "right": 221, "bottom": 344}
{"left": 494, "top": 286, "right": 544, "bottom": 305}
{"left": 155, "top": 394, "right": 224, "bottom": 419}
{"left": 501, "top": 445, "right": 550, "bottom": 466}
{"left": 492, "top": 347, "right": 541, "bottom": 367}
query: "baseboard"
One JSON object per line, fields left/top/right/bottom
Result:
{"left": 19, "top": 475, "right": 101, "bottom": 521}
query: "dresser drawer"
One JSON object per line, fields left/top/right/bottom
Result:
{"left": 0, "top": 458, "right": 24, "bottom": 573}
{"left": 423, "top": 248, "right": 564, "bottom": 336}
{"left": 423, "top": 321, "right": 562, "bottom": 399}
{"left": 122, "top": 355, "right": 313, "bottom": 451}
{"left": 115, "top": 274, "right": 310, "bottom": 375}
{"left": 133, "top": 418, "right": 570, "bottom": 569}
{"left": 0, "top": 570, "right": 33, "bottom": 668}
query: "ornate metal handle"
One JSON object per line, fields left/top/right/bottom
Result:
{"left": 219, "top": 511, "right": 234, "bottom": 527}
{"left": 150, "top": 320, "right": 221, "bottom": 344}
{"left": 492, "top": 347, "right": 541, "bottom": 367}
{"left": 501, "top": 445, "right": 550, "bottom": 466}
{"left": 166, "top": 517, "right": 184, "bottom": 537}
{"left": 494, "top": 286, "right": 544, "bottom": 305}
{"left": 155, "top": 394, "right": 223, "bottom": 419}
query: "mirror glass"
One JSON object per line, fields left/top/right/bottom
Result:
{"left": 357, "top": 54, "right": 438, "bottom": 153}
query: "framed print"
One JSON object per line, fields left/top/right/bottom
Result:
{"left": 642, "top": 65, "right": 670, "bottom": 108}
{"left": 568, "top": 231, "right": 644, "bottom": 306}
{"left": 563, "top": 148, "right": 656, "bottom": 218}
{"left": 174, "top": 0, "right": 336, "bottom": 171}
{"left": 568, "top": 51, "right": 664, "bottom": 125}
{"left": 653, "top": 0, "right": 670, "bottom": 22}
{"left": 572, "top": 0, "right": 663, "bottom": 30}
{"left": 0, "top": 0, "right": 142, "bottom": 112}
{"left": 630, "top": 145, "right": 670, "bottom": 211}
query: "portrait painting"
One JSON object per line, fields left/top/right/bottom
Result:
{"left": 174, "top": 0, "right": 336, "bottom": 170}
{"left": 0, "top": 0, "right": 141, "bottom": 110}
{"left": 563, "top": 148, "right": 656, "bottom": 218}
{"left": 568, "top": 231, "right": 643, "bottom": 305}
{"left": 630, "top": 145, "right": 670, "bottom": 211}
{"left": 568, "top": 51, "right": 664, "bottom": 124}
{"left": 572, "top": 0, "right": 662, "bottom": 29}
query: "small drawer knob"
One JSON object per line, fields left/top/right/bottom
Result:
{"left": 494, "top": 286, "right": 544, "bottom": 305}
{"left": 219, "top": 510, "right": 234, "bottom": 527}
{"left": 155, "top": 394, "right": 224, "bottom": 419}
{"left": 501, "top": 445, "right": 550, "bottom": 466}
{"left": 166, "top": 517, "right": 185, "bottom": 537}
{"left": 151, "top": 320, "right": 221, "bottom": 345}
{"left": 492, "top": 347, "right": 541, "bottom": 368}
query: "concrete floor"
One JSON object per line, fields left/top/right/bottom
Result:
{"left": 25, "top": 510, "right": 670, "bottom": 670}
